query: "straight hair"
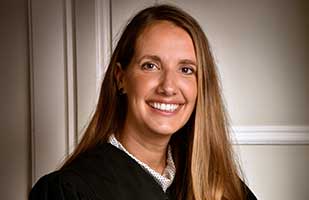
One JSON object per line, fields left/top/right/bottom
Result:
{"left": 63, "top": 4, "right": 245, "bottom": 200}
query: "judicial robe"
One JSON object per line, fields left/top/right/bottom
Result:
{"left": 29, "top": 143, "right": 257, "bottom": 200}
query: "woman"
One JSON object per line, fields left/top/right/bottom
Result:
{"left": 30, "top": 4, "right": 257, "bottom": 200}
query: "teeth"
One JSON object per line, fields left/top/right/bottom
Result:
{"left": 149, "top": 102, "right": 179, "bottom": 112}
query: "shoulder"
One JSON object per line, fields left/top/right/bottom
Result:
{"left": 65, "top": 143, "right": 117, "bottom": 179}
{"left": 29, "top": 143, "right": 121, "bottom": 200}
{"left": 29, "top": 170, "right": 97, "bottom": 200}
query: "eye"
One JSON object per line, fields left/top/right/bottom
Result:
{"left": 141, "top": 62, "right": 159, "bottom": 71}
{"left": 180, "top": 66, "right": 195, "bottom": 75}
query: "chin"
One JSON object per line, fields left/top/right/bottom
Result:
{"left": 149, "top": 125, "right": 181, "bottom": 136}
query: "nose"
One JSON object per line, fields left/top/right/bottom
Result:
{"left": 156, "top": 69, "right": 178, "bottom": 96}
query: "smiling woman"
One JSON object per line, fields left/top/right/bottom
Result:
{"left": 115, "top": 21, "right": 197, "bottom": 139}
{"left": 29, "top": 4, "right": 257, "bottom": 200}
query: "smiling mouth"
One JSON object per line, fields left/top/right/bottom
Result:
{"left": 148, "top": 102, "right": 180, "bottom": 112}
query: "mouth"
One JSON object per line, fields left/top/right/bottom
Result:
{"left": 148, "top": 102, "right": 181, "bottom": 113}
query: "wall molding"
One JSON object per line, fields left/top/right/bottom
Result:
{"left": 28, "top": 0, "right": 77, "bottom": 184}
{"left": 64, "top": 0, "right": 77, "bottom": 154}
{"left": 231, "top": 126, "right": 309, "bottom": 145}
{"left": 95, "top": 0, "right": 111, "bottom": 92}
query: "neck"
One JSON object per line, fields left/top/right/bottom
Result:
{"left": 117, "top": 127, "right": 171, "bottom": 174}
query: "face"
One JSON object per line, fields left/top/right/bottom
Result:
{"left": 116, "top": 21, "right": 197, "bottom": 137}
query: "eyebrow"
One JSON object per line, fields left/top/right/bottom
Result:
{"left": 137, "top": 55, "right": 197, "bottom": 66}
{"left": 179, "top": 59, "right": 197, "bottom": 67}
{"left": 137, "top": 55, "right": 161, "bottom": 64}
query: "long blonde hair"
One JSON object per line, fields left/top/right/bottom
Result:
{"left": 63, "top": 4, "right": 245, "bottom": 200}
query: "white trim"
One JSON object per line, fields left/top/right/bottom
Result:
{"left": 232, "top": 126, "right": 309, "bottom": 145}
{"left": 95, "top": 0, "right": 111, "bottom": 92}
{"left": 64, "top": 0, "right": 77, "bottom": 154}
{"left": 29, "top": 0, "right": 77, "bottom": 183}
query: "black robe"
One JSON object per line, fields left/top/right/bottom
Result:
{"left": 29, "top": 143, "right": 257, "bottom": 200}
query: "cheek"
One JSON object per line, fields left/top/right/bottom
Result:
{"left": 181, "top": 79, "right": 197, "bottom": 103}
{"left": 125, "top": 74, "right": 157, "bottom": 98}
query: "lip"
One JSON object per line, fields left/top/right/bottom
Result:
{"left": 146, "top": 99, "right": 185, "bottom": 105}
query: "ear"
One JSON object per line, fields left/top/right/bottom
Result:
{"left": 114, "top": 62, "right": 125, "bottom": 90}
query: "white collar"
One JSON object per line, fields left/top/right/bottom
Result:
{"left": 108, "top": 134, "right": 176, "bottom": 192}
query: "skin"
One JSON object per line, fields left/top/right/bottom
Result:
{"left": 115, "top": 21, "right": 197, "bottom": 174}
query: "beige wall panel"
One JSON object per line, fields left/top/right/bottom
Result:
{"left": 0, "top": 0, "right": 30, "bottom": 199}
{"left": 30, "top": 0, "right": 67, "bottom": 181}
{"left": 75, "top": 0, "right": 98, "bottom": 135}
{"left": 237, "top": 145, "right": 309, "bottom": 200}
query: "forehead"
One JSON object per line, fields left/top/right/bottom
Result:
{"left": 134, "top": 21, "right": 196, "bottom": 60}
{"left": 139, "top": 20, "right": 185, "bottom": 37}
